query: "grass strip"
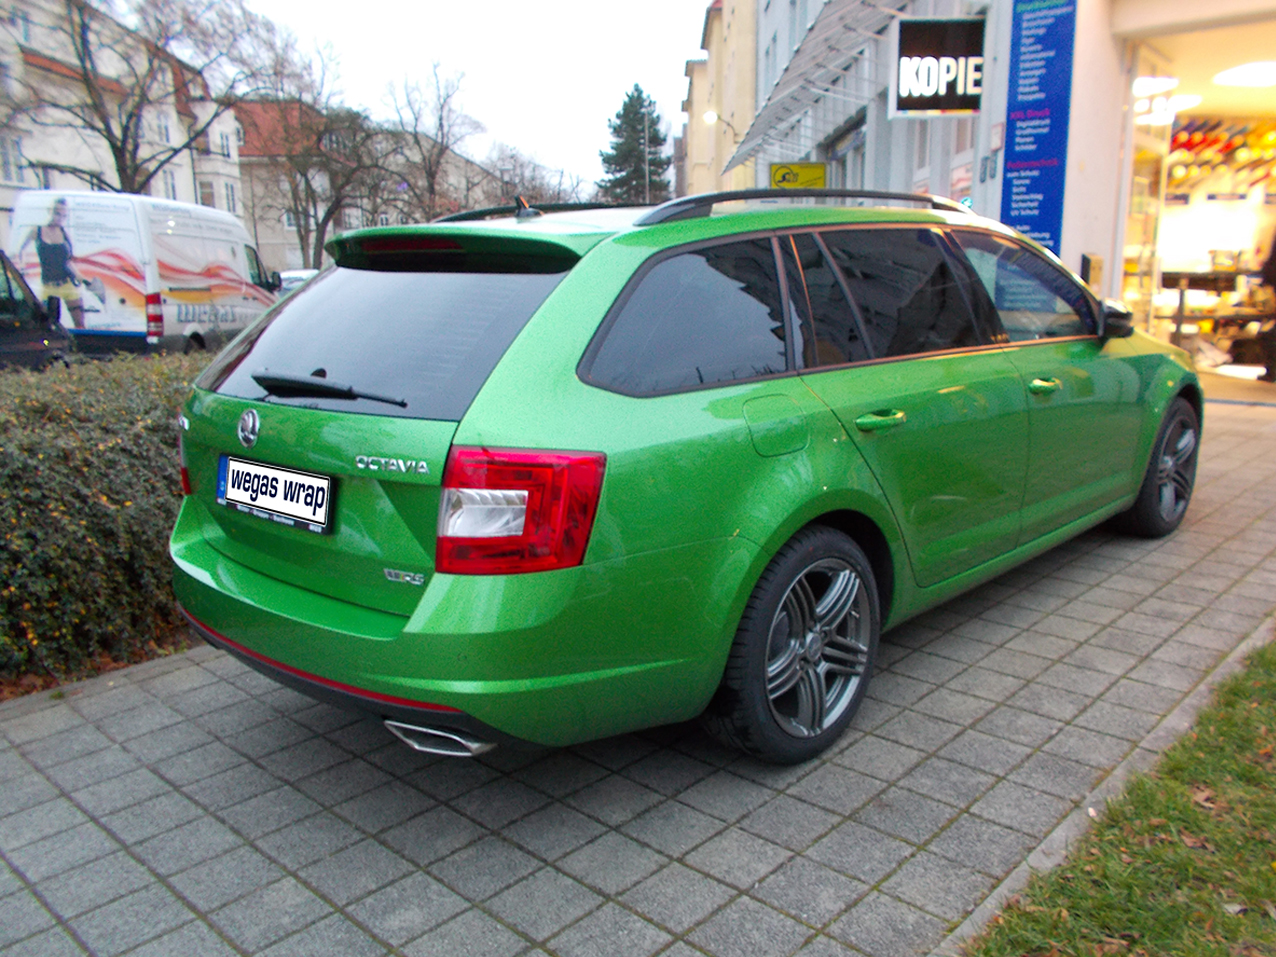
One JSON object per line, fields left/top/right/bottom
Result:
{"left": 963, "top": 636, "right": 1276, "bottom": 957}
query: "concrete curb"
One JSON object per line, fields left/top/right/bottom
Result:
{"left": 930, "top": 613, "right": 1276, "bottom": 957}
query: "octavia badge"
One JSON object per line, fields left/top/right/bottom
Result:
{"left": 237, "top": 409, "right": 260, "bottom": 448}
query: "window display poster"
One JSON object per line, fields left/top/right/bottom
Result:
{"left": 999, "top": 0, "right": 1077, "bottom": 254}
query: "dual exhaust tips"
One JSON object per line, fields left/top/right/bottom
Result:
{"left": 385, "top": 720, "right": 495, "bottom": 757}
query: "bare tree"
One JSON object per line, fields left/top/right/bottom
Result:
{"left": 487, "top": 143, "right": 584, "bottom": 205}
{"left": 6, "top": 0, "right": 278, "bottom": 193}
{"left": 389, "top": 65, "right": 484, "bottom": 220}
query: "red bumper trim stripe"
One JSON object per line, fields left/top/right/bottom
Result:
{"left": 182, "top": 608, "right": 462, "bottom": 714}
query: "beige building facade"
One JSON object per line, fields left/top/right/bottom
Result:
{"left": 682, "top": 0, "right": 758, "bottom": 195}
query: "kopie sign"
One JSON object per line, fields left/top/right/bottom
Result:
{"left": 889, "top": 17, "right": 986, "bottom": 117}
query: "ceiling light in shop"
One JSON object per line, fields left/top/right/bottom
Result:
{"left": 1132, "top": 76, "right": 1179, "bottom": 97}
{"left": 1213, "top": 61, "right": 1276, "bottom": 87}
{"left": 1135, "top": 112, "right": 1176, "bottom": 126}
{"left": 1167, "top": 94, "right": 1202, "bottom": 112}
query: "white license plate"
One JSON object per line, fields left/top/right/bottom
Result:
{"left": 217, "top": 456, "right": 333, "bottom": 533}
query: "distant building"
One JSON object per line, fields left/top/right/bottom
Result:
{"left": 683, "top": 0, "right": 757, "bottom": 195}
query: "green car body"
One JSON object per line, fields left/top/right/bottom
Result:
{"left": 171, "top": 194, "right": 1201, "bottom": 762}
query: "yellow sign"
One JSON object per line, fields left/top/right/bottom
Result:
{"left": 770, "top": 163, "right": 827, "bottom": 189}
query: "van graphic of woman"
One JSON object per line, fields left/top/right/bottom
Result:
{"left": 17, "top": 197, "right": 85, "bottom": 329}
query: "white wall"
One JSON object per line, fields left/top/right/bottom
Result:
{"left": 1112, "top": 0, "right": 1276, "bottom": 37}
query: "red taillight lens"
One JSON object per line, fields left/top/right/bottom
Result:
{"left": 178, "top": 433, "right": 191, "bottom": 495}
{"left": 145, "top": 293, "right": 163, "bottom": 340}
{"left": 436, "top": 447, "right": 606, "bottom": 575}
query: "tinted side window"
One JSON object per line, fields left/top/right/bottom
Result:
{"left": 584, "top": 239, "right": 788, "bottom": 395}
{"left": 821, "top": 228, "right": 980, "bottom": 358}
{"left": 950, "top": 230, "right": 1094, "bottom": 340}
{"left": 786, "top": 233, "right": 871, "bottom": 367}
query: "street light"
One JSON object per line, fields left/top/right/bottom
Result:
{"left": 703, "top": 110, "right": 741, "bottom": 141}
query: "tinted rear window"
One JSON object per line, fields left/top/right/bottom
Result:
{"left": 200, "top": 266, "right": 567, "bottom": 421}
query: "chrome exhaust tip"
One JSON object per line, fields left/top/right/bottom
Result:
{"left": 384, "top": 720, "right": 495, "bottom": 757}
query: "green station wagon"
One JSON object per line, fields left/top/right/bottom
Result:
{"left": 170, "top": 190, "right": 1201, "bottom": 764}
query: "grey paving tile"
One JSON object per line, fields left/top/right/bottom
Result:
{"left": 898, "top": 756, "right": 996, "bottom": 808}
{"left": 971, "top": 781, "right": 1071, "bottom": 838}
{"left": 4, "top": 821, "right": 119, "bottom": 883}
{"left": 1035, "top": 662, "right": 1118, "bottom": 697}
{"left": 345, "top": 872, "right": 466, "bottom": 946}
{"left": 974, "top": 705, "right": 1064, "bottom": 748}
{"left": 808, "top": 821, "right": 913, "bottom": 884}
{"left": 620, "top": 800, "right": 723, "bottom": 857}
{"left": 486, "top": 867, "right": 601, "bottom": 941}
{"left": 0, "top": 924, "right": 87, "bottom": 957}
{"left": 874, "top": 710, "right": 963, "bottom": 752}
{"left": 72, "top": 767, "right": 171, "bottom": 816}
{"left": 557, "top": 831, "right": 667, "bottom": 895}
{"left": 889, "top": 652, "right": 970, "bottom": 686}
{"left": 923, "top": 634, "right": 997, "bottom": 665}
{"left": 259, "top": 914, "right": 388, "bottom": 957}
{"left": 68, "top": 684, "right": 152, "bottom": 722}
{"left": 548, "top": 902, "right": 671, "bottom": 957}
{"left": 332, "top": 780, "right": 436, "bottom": 835}
{"left": 406, "top": 759, "right": 502, "bottom": 802}
{"left": 125, "top": 915, "right": 241, "bottom": 957}
{"left": 1042, "top": 726, "right": 1134, "bottom": 769}
{"left": 193, "top": 699, "right": 280, "bottom": 738}
{"left": 1005, "top": 682, "right": 1092, "bottom": 722}
{"left": 298, "top": 837, "right": 414, "bottom": 905}
{"left": 834, "top": 735, "right": 927, "bottom": 781}
{"left": 19, "top": 723, "right": 110, "bottom": 770}
{"left": 881, "top": 850, "right": 994, "bottom": 921}
{"left": 1103, "top": 677, "right": 1185, "bottom": 714}
{"left": 380, "top": 806, "right": 484, "bottom": 868}
{"left": 854, "top": 787, "right": 956, "bottom": 845}
{"left": 0, "top": 747, "right": 35, "bottom": 784}
{"left": 402, "top": 907, "right": 526, "bottom": 957}
{"left": 620, "top": 862, "right": 735, "bottom": 934}
{"left": 134, "top": 815, "right": 242, "bottom": 876}
{"left": 786, "top": 764, "right": 885, "bottom": 816}
{"left": 1174, "top": 622, "right": 1248, "bottom": 651}
{"left": 0, "top": 889, "right": 56, "bottom": 947}
{"left": 502, "top": 802, "right": 608, "bottom": 861}
{"left": 942, "top": 665, "right": 1027, "bottom": 702}
{"left": 926, "top": 815, "right": 1037, "bottom": 878}
{"left": 753, "top": 855, "right": 867, "bottom": 926}
{"left": 866, "top": 671, "right": 935, "bottom": 707}
{"left": 1029, "top": 614, "right": 1103, "bottom": 642}
{"left": 511, "top": 751, "right": 611, "bottom": 799}
{"left": 209, "top": 877, "right": 331, "bottom": 952}
{"left": 1090, "top": 626, "right": 1165, "bottom": 656}
{"left": 1, "top": 704, "right": 84, "bottom": 746}
{"left": 827, "top": 891, "right": 947, "bottom": 957}
{"left": 1152, "top": 640, "right": 1223, "bottom": 671}
{"left": 256, "top": 736, "right": 349, "bottom": 782}
{"left": 688, "top": 896, "right": 810, "bottom": 957}
{"left": 847, "top": 696, "right": 903, "bottom": 733}
{"left": 68, "top": 883, "right": 193, "bottom": 957}
{"left": 43, "top": 746, "right": 140, "bottom": 793}
{"left": 95, "top": 702, "right": 185, "bottom": 743}
{"left": 294, "top": 758, "right": 393, "bottom": 807}
{"left": 100, "top": 791, "right": 203, "bottom": 844}
{"left": 1078, "top": 585, "right": 1146, "bottom": 611}
{"left": 621, "top": 750, "right": 717, "bottom": 797}
{"left": 684, "top": 827, "right": 791, "bottom": 890}
{"left": 1004, "top": 630, "right": 1080, "bottom": 659}
{"left": 152, "top": 740, "right": 245, "bottom": 786}
{"left": 1009, "top": 751, "right": 1102, "bottom": 801}
{"left": 322, "top": 716, "right": 397, "bottom": 754}
{"left": 166, "top": 681, "right": 250, "bottom": 718}
{"left": 4, "top": 773, "right": 58, "bottom": 816}
{"left": 429, "top": 836, "right": 540, "bottom": 901}
{"left": 676, "top": 770, "right": 776, "bottom": 823}
{"left": 220, "top": 785, "right": 322, "bottom": 839}
{"left": 1054, "top": 599, "right": 1125, "bottom": 625}
{"left": 449, "top": 778, "right": 553, "bottom": 830}
{"left": 182, "top": 761, "right": 281, "bottom": 812}
{"left": 35, "top": 850, "right": 154, "bottom": 919}
{"left": 0, "top": 798, "right": 88, "bottom": 852}
{"left": 138, "top": 665, "right": 220, "bottom": 701}
{"left": 739, "top": 795, "right": 840, "bottom": 852}
{"left": 170, "top": 845, "right": 286, "bottom": 911}
{"left": 120, "top": 721, "right": 215, "bottom": 764}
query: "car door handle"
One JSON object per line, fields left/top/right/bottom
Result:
{"left": 1028, "top": 377, "right": 1061, "bottom": 395}
{"left": 854, "top": 410, "right": 907, "bottom": 432}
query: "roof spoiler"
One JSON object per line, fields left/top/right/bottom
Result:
{"left": 633, "top": 189, "right": 970, "bottom": 226}
{"left": 434, "top": 198, "right": 638, "bottom": 223}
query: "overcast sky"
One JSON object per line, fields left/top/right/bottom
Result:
{"left": 246, "top": 0, "right": 711, "bottom": 189}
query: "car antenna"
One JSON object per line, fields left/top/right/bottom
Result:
{"left": 514, "top": 196, "right": 543, "bottom": 220}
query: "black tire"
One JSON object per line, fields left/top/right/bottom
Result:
{"left": 1114, "top": 396, "right": 1199, "bottom": 538}
{"left": 703, "top": 525, "right": 880, "bottom": 764}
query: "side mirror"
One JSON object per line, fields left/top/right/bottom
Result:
{"left": 44, "top": 296, "right": 62, "bottom": 326}
{"left": 1100, "top": 299, "right": 1135, "bottom": 339}
{"left": 267, "top": 271, "right": 282, "bottom": 293}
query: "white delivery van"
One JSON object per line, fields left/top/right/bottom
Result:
{"left": 7, "top": 190, "right": 280, "bottom": 353}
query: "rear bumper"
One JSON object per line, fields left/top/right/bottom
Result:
{"left": 179, "top": 605, "right": 525, "bottom": 749}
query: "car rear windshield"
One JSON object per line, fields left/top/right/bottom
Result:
{"left": 199, "top": 265, "right": 568, "bottom": 421}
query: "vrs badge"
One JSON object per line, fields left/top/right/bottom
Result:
{"left": 238, "top": 409, "right": 260, "bottom": 448}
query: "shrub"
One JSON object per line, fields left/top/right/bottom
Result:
{"left": 0, "top": 354, "right": 207, "bottom": 680}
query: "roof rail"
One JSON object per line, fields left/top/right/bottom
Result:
{"left": 434, "top": 200, "right": 635, "bottom": 223}
{"left": 633, "top": 189, "right": 970, "bottom": 226}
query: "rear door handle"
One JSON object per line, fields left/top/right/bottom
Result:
{"left": 854, "top": 410, "right": 907, "bottom": 432}
{"left": 1028, "top": 377, "right": 1061, "bottom": 395}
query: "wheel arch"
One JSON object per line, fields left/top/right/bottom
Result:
{"left": 795, "top": 509, "right": 897, "bottom": 626}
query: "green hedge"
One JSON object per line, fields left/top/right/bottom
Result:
{"left": 0, "top": 354, "right": 208, "bottom": 679}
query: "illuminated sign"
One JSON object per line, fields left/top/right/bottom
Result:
{"left": 889, "top": 18, "right": 986, "bottom": 117}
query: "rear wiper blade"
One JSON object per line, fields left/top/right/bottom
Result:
{"left": 251, "top": 371, "right": 407, "bottom": 408}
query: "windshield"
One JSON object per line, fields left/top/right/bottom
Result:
{"left": 200, "top": 265, "right": 568, "bottom": 421}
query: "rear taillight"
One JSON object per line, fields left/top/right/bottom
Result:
{"left": 437, "top": 447, "right": 606, "bottom": 575}
{"left": 145, "top": 293, "right": 163, "bottom": 342}
{"left": 178, "top": 417, "right": 191, "bottom": 495}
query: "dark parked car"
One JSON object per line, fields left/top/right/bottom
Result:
{"left": 0, "top": 249, "right": 71, "bottom": 370}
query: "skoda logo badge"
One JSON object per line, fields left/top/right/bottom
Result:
{"left": 237, "top": 409, "right": 260, "bottom": 448}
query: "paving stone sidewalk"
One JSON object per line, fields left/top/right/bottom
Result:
{"left": 2, "top": 402, "right": 1274, "bottom": 957}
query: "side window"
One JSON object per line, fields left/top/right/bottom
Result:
{"left": 244, "top": 245, "right": 266, "bottom": 287}
{"left": 784, "top": 233, "right": 871, "bottom": 367}
{"left": 820, "top": 228, "right": 981, "bottom": 358}
{"left": 0, "top": 257, "right": 32, "bottom": 327}
{"left": 950, "top": 230, "right": 1095, "bottom": 340}
{"left": 584, "top": 239, "right": 789, "bottom": 396}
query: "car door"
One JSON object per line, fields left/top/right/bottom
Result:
{"left": 0, "top": 252, "right": 60, "bottom": 368}
{"left": 786, "top": 227, "right": 1030, "bottom": 588}
{"left": 947, "top": 229, "right": 1144, "bottom": 542}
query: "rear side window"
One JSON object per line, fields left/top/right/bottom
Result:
{"left": 820, "top": 228, "right": 980, "bottom": 358}
{"left": 200, "top": 266, "right": 567, "bottom": 421}
{"left": 784, "top": 233, "right": 872, "bottom": 367}
{"left": 582, "top": 239, "right": 788, "bottom": 396}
